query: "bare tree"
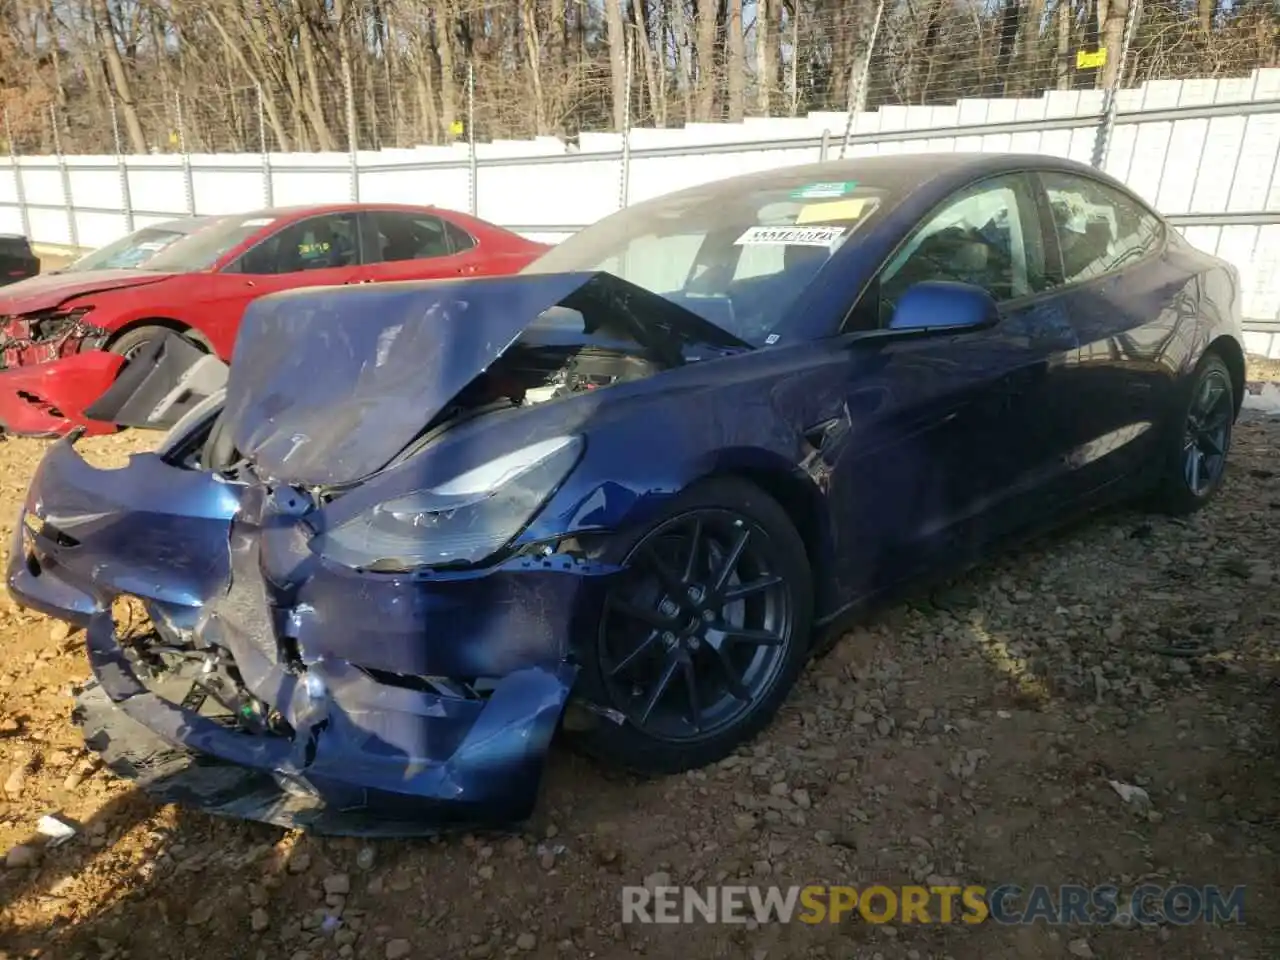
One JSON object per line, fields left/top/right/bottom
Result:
{"left": 605, "top": 0, "right": 628, "bottom": 130}
{"left": 0, "top": 0, "right": 1271, "bottom": 155}
{"left": 727, "top": 0, "right": 745, "bottom": 120}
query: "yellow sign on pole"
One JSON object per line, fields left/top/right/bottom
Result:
{"left": 168, "top": 130, "right": 180, "bottom": 146}
{"left": 1076, "top": 48, "right": 1107, "bottom": 69}
{"left": 449, "top": 120, "right": 464, "bottom": 137}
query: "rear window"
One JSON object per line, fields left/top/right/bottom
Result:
{"left": 0, "top": 236, "right": 31, "bottom": 256}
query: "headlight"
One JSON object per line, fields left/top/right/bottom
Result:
{"left": 312, "top": 435, "right": 583, "bottom": 572}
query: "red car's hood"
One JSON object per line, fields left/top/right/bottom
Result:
{"left": 0, "top": 269, "right": 176, "bottom": 315}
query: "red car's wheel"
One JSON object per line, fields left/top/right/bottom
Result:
{"left": 108, "top": 325, "right": 201, "bottom": 363}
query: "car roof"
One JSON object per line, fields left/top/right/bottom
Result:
{"left": 656, "top": 152, "right": 1113, "bottom": 203}
{"left": 226, "top": 202, "right": 443, "bottom": 220}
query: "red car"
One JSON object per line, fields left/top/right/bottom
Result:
{"left": 0, "top": 204, "right": 549, "bottom": 437}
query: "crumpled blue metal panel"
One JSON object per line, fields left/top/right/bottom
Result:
{"left": 8, "top": 437, "right": 595, "bottom": 832}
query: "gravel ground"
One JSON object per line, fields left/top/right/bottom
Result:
{"left": 0, "top": 363, "right": 1278, "bottom": 960}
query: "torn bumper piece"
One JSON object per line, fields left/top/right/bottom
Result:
{"left": 0, "top": 351, "right": 124, "bottom": 437}
{"left": 8, "top": 439, "right": 602, "bottom": 833}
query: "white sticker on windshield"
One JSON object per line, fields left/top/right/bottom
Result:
{"left": 243, "top": 217, "right": 276, "bottom": 227}
{"left": 135, "top": 240, "right": 168, "bottom": 251}
{"left": 734, "top": 225, "right": 846, "bottom": 248}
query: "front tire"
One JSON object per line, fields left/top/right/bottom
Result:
{"left": 569, "top": 477, "right": 813, "bottom": 775}
{"left": 107, "top": 324, "right": 184, "bottom": 362}
{"left": 1149, "top": 352, "right": 1234, "bottom": 515}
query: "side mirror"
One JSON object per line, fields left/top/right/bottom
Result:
{"left": 887, "top": 280, "right": 1000, "bottom": 335}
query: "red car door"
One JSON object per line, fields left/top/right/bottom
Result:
{"left": 355, "top": 210, "right": 490, "bottom": 284}
{"left": 197, "top": 212, "right": 362, "bottom": 356}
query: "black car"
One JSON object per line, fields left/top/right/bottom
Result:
{"left": 0, "top": 234, "right": 39, "bottom": 285}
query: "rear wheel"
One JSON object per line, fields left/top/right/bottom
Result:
{"left": 568, "top": 477, "right": 813, "bottom": 775}
{"left": 1149, "top": 352, "right": 1234, "bottom": 515}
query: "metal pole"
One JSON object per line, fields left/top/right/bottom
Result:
{"left": 467, "top": 62, "right": 477, "bottom": 216}
{"left": 257, "top": 83, "right": 274, "bottom": 208}
{"left": 109, "top": 97, "right": 135, "bottom": 233}
{"left": 819, "top": 129, "right": 831, "bottom": 162}
{"left": 1091, "top": 0, "right": 1142, "bottom": 169}
{"left": 4, "top": 109, "right": 31, "bottom": 240}
{"left": 49, "top": 105, "right": 78, "bottom": 248}
{"left": 175, "top": 92, "right": 195, "bottom": 215}
{"left": 344, "top": 62, "right": 359, "bottom": 202}
{"left": 619, "top": 30, "right": 634, "bottom": 209}
{"left": 841, "top": 0, "right": 885, "bottom": 159}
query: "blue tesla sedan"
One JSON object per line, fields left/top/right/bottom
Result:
{"left": 7, "top": 153, "right": 1244, "bottom": 833}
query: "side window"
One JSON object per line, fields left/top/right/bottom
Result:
{"left": 370, "top": 211, "right": 455, "bottom": 262}
{"left": 878, "top": 174, "right": 1047, "bottom": 319}
{"left": 1041, "top": 172, "right": 1164, "bottom": 285}
{"left": 236, "top": 214, "right": 358, "bottom": 275}
{"left": 445, "top": 220, "right": 476, "bottom": 254}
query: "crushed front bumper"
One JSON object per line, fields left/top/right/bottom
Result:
{"left": 0, "top": 352, "right": 123, "bottom": 437}
{"left": 8, "top": 438, "right": 610, "bottom": 833}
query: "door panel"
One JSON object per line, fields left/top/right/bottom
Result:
{"left": 1037, "top": 171, "right": 1185, "bottom": 493}
{"left": 819, "top": 172, "right": 1081, "bottom": 599}
{"left": 200, "top": 213, "right": 361, "bottom": 355}
{"left": 358, "top": 210, "right": 477, "bottom": 283}
{"left": 826, "top": 313, "right": 1076, "bottom": 599}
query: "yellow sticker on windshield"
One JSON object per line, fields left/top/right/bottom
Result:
{"left": 795, "top": 198, "right": 870, "bottom": 225}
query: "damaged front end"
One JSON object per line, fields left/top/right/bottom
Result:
{"left": 12, "top": 430, "right": 596, "bottom": 833}
{"left": 8, "top": 272, "right": 733, "bottom": 833}
{"left": 0, "top": 308, "right": 119, "bottom": 436}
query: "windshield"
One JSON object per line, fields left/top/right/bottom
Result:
{"left": 63, "top": 224, "right": 198, "bottom": 272}
{"left": 140, "top": 214, "right": 278, "bottom": 272}
{"left": 524, "top": 178, "right": 886, "bottom": 344}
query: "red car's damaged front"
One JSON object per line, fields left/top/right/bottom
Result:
{"left": 0, "top": 271, "right": 174, "bottom": 437}
{"left": 0, "top": 204, "right": 552, "bottom": 437}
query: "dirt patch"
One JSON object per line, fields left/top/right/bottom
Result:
{"left": 1247, "top": 353, "right": 1280, "bottom": 384}
{"left": 1, "top": 409, "right": 1279, "bottom": 959}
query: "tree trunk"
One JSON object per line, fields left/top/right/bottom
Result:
{"left": 633, "top": 0, "right": 664, "bottom": 127}
{"left": 996, "top": 0, "right": 1022, "bottom": 95}
{"left": 549, "top": 0, "right": 568, "bottom": 128}
{"left": 206, "top": 8, "right": 292, "bottom": 151}
{"left": 1055, "top": 0, "right": 1072, "bottom": 90}
{"left": 435, "top": 2, "right": 459, "bottom": 137}
{"left": 1019, "top": 0, "right": 1047, "bottom": 95}
{"left": 726, "top": 0, "right": 745, "bottom": 120}
{"left": 520, "top": 0, "right": 547, "bottom": 134}
{"left": 785, "top": 0, "right": 799, "bottom": 116}
{"left": 604, "top": 0, "right": 628, "bottom": 131}
{"left": 671, "top": 0, "right": 694, "bottom": 122}
{"left": 695, "top": 0, "right": 718, "bottom": 120}
{"left": 1197, "top": 0, "right": 1216, "bottom": 35}
{"left": 92, "top": 0, "right": 146, "bottom": 152}
{"left": 1099, "top": 0, "right": 1128, "bottom": 89}
{"left": 292, "top": 0, "right": 336, "bottom": 149}
{"left": 755, "top": 0, "right": 773, "bottom": 115}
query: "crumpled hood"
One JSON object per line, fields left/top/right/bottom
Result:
{"left": 222, "top": 273, "right": 592, "bottom": 488}
{"left": 0, "top": 268, "right": 175, "bottom": 315}
{"left": 222, "top": 271, "right": 750, "bottom": 488}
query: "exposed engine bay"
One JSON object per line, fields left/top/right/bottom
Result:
{"left": 0, "top": 309, "right": 109, "bottom": 368}
{"left": 185, "top": 308, "right": 665, "bottom": 479}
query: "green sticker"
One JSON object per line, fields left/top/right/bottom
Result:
{"left": 790, "top": 181, "right": 858, "bottom": 200}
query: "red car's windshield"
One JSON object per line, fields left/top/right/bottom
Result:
{"left": 139, "top": 213, "right": 279, "bottom": 272}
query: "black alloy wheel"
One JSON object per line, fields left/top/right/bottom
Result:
{"left": 570, "top": 477, "right": 813, "bottom": 775}
{"left": 1151, "top": 351, "right": 1235, "bottom": 515}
